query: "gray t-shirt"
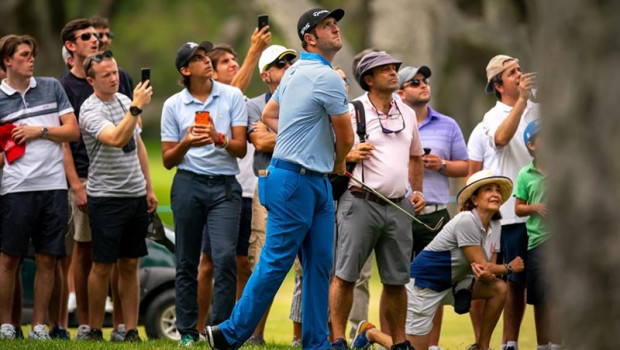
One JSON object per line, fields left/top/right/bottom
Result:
{"left": 246, "top": 92, "right": 273, "bottom": 176}
{"left": 79, "top": 93, "right": 146, "bottom": 197}
{"left": 411, "top": 210, "right": 499, "bottom": 291}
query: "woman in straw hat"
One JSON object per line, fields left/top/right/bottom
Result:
{"left": 406, "top": 170, "right": 525, "bottom": 350}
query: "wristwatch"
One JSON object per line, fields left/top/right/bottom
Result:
{"left": 129, "top": 106, "right": 142, "bottom": 116}
{"left": 41, "top": 127, "right": 49, "bottom": 139}
{"left": 438, "top": 159, "right": 447, "bottom": 173}
{"left": 504, "top": 263, "right": 513, "bottom": 274}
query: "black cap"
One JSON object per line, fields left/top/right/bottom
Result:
{"left": 297, "top": 8, "right": 345, "bottom": 41}
{"left": 175, "top": 41, "right": 214, "bottom": 72}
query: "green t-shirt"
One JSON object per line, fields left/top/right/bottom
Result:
{"left": 514, "top": 161, "right": 548, "bottom": 250}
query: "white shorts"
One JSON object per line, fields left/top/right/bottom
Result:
{"left": 405, "top": 277, "right": 473, "bottom": 335}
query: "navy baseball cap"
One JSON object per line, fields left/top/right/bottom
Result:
{"left": 297, "top": 8, "right": 344, "bottom": 41}
{"left": 175, "top": 41, "right": 213, "bottom": 72}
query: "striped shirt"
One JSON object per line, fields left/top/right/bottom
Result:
{"left": 79, "top": 93, "right": 146, "bottom": 197}
{"left": 0, "top": 77, "right": 74, "bottom": 194}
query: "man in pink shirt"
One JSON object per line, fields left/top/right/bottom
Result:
{"left": 329, "top": 51, "right": 425, "bottom": 350}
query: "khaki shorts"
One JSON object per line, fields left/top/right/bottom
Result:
{"left": 248, "top": 187, "right": 267, "bottom": 269}
{"left": 67, "top": 178, "right": 92, "bottom": 242}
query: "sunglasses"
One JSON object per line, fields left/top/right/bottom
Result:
{"left": 99, "top": 31, "right": 114, "bottom": 39}
{"left": 405, "top": 77, "right": 430, "bottom": 88}
{"left": 75, "top": 32, "right": 100, "bottom": 41}
{"left": 372, "top": 103, "right": 405, "bottom": 134}
{"left": 269, "top": 57, "right": 295, "bottom": 70}
{"left": 85, "top": 50, "right": 113, "bottom": 75}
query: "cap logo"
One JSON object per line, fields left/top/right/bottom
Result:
{"left": 300, "top": 23, "right": 310, "bottom": 35}
{"left": 187, "top": 42, "right": 198, "bottom": 48}
{"left": 313, "top": 10, "right": 329, "bottom": 16}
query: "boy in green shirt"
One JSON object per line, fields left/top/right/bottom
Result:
{"left": 515, "top": 120, "right": 563, "bottom": 350}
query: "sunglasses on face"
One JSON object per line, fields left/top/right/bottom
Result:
{"left": 268, "top": 57, "right": 295, "bottom": 70}
{"left": 405, "top": 77, "right": 430, "bottom": 88}
{"left": 75, "top": 32, "right": 100, "bottom": 41}
{"left": 85, "top": 50, "right": 113, "bottom": 75}
{"left": 99, "top": 31, "right": 114, "bottom": 39}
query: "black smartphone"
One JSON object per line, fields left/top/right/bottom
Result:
{"left": 141, "top": 68, "right": 150, "bottom": 83}
{"left": 423, "top": 147, "right": 431, "bottom": 155}
{"left": 258, "top": 14, "right": 269, "bottom": 31}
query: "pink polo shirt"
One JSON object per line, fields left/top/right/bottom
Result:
{"left": 348, "top": 93, "right": 424, "bottom": 198}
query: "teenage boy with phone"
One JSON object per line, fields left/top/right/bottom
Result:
{"left": 161, "top": 41, "right": 247, "bottom": 346}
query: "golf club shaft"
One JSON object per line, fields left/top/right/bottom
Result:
{"left": 346, "top": 172, "right": 425, "bottom": 225}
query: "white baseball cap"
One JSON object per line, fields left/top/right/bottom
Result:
{"left": 258, "top": 45, "right": 297, "bottom": 74}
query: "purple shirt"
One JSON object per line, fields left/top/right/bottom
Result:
{"left": 418, "top": 107, "right": 468, "bottom": 204}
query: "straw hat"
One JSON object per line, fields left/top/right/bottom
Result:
{"left": 457, "top": 170, "right": 513, "bottom": 207}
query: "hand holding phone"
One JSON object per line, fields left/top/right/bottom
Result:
{"left": 258, "top": 14, "right": 269, "bottom": 32}
{"left": 141, "top": 68, "right": 150, "bottom": 84}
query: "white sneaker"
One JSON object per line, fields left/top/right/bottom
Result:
{"left": 75, "top": 324, "right": 91, "bottom": 340}
{"left": 29, "top": 324, "right": 50, "bottom": 340}
{"left": 0, "top": 323, "right": 16, "bottom": 340}
{"left": 110, "top": 323, "right": 126, "bottom": 341}
{"left": 105, "top": 296, "right": 114, "bottom": 313}
{"left": 67, "top": 292, "right": 77, "bottom": 312}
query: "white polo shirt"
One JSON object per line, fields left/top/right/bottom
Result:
{"left": 481, "top": 100, "right": 539, "bottom": 225}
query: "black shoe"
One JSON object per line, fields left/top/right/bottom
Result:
{"left": 14, "top": 327, "right": 24, "bottom": 339}
{"left": 123, "top": 329, "right": 142, "bottom": 342}
{"left": 390, "top": 340, "right": 414, "bottom": 350}
{"left": 205, "top": 326, "right": 232, "bottom": 350}
{"left": 86, "top": 328, "right": 104, "bottom": 341}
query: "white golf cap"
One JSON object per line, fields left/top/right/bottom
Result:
{"left": 258, "top": 45, "right": 297, "bottom": 73}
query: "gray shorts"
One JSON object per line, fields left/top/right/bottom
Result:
{"left": 334, "top": 191, "right": 413, "bottom": 285}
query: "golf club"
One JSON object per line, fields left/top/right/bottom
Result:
{"left": 345, "top": 171, "right": 444, "bottom": 232}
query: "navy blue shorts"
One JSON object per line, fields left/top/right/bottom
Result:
{"left": 526, "top": 242, "right": 549, "bottom": 305}
{"left": 87, "top": 196, "right": 149, "bottom": 263}
{"left": 500, "top": 223, "right": 528, "bottom": 283}
{"left": 0, "top": 190, "right": 68, "bottom": 256}
{"left": 202, "top": 196, "right": 251, "bottom": 256}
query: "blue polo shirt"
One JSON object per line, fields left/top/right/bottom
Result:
{"left": 418, "top": 107, "right": 468, "bottom": 204}
{"left": 271, "top": 52, "right": 349, "bottom": 173}
{"left": 161, "top": 80, "right": 247, "bottom": 175}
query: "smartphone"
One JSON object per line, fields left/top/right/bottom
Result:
{"left": 195, "top": 111, "right": 211, "bottom": 125}
{"left": 423, "top": 147, "right": 431, "bottom": 155}
{"left": 258, "top": 14, "right": 269, "bottom": 31}
{"left": 141, "top": 68, "right": 150, "bottom": 83}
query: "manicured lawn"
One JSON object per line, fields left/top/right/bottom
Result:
{"left": 48, "top": 138, "right": 535, "bottom": 350}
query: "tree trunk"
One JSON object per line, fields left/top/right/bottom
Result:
{"left": 534, "top": 1, "right": 620, "bottom": 348}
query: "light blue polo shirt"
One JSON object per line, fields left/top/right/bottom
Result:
{"left": 161, "top": 80, "right": 247, "bottom": 175}
{"left": 271, "top": 52, "right": 349, "bottom": 173}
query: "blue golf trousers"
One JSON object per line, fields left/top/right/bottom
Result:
{"left": 220, "top": 160, "right": 335, "bottom": 350}
{"left": 171, "top": 170, "right": 241, "bottom": 339}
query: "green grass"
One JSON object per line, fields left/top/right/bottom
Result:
{"left": 12, "top": 139, "right": 534, "bottom": 350}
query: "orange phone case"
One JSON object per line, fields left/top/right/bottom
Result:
{"left": 195, "top": 111, "right": 211, "bottom": 125}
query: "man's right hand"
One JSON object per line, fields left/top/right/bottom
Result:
{"left": 517, "top": 72, "right": 537, "bottom": 101}
{"left": 346, "top": 142, "right": 375, "bottom": 162}
{"left": 509, "top": 256, "right": 525, "bottom": 273}
{"left": 72, "top": 185, "right": 88, "bottom": 213}
{"left": 132, "top": 81, "right": 154, "bottom": 109}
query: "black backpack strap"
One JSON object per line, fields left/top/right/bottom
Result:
{"left": 349, "top": 100, "right": 367, "bottom": 182}
{"left": 350, "top": 100, "right": 366, "bottom": 143}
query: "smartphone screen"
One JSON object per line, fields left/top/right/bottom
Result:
{"left": 195, "top": 111, "right": 211, "bottom": 125}
{"left": 258, "top": 14, "right": 269, "bottom": 31}
{"left": 141, "top": 68, "right": 150, "bottom": 83}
